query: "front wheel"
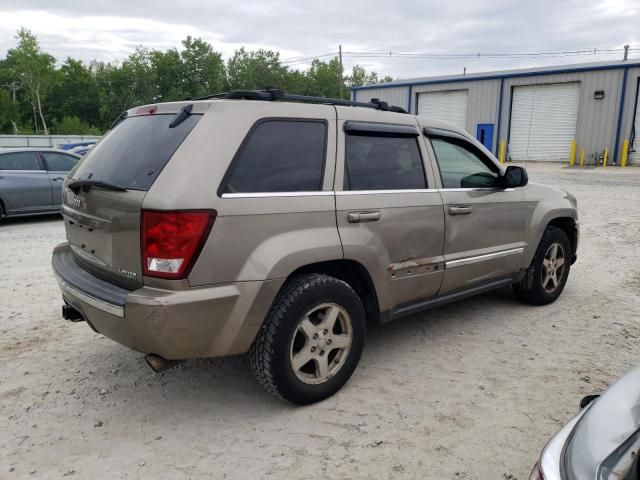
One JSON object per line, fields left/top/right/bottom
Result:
{"left": 249, "top": 274, "right": 366, "bottom": 405}
{"left": 514, "top": 226, "right": 572, "bottom": 305}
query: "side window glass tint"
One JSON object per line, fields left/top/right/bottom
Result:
{"left": 345, "top": 135, "right": 426, "bottom": 190}
{"left": 224, "top": 120, "right": 327, "bottom": 193}
{"left": 0, "top": 152, "right": 41, "bottom": 171}
{"left": 429, "top": 137, "right": 499, "bottom": 188}
{"left": 43, "top": 152, "right": 79, "bottom": 172}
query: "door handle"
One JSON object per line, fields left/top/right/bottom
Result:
{"left": 53, "top": 177, "right": 65, "bottom": 181}
{"left": 347, "top": 211, "right": 381, "bottom": 223}
{"left": 449, "top": 205, "right": 473, "bottom": 215}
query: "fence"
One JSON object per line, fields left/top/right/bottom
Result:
{"left": 0, "top": 135, "right": 102, "bottom": 148}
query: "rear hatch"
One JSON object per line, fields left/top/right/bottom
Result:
{"left": 62, "top": 102, "right": 205, "bottom": 289}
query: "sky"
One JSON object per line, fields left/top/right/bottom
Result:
{"left": 0, "top": 0, "right": 639, "bottom": 80}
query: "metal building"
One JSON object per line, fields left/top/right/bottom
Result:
{"left": 352, "top": 60, "right": 640, "bottom": 166}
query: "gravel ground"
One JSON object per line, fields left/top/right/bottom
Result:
{"left": 1, "top": 166, "right": 639, "bottom": 480}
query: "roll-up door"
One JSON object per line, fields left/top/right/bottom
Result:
{"left": 509, "top": 83, "right": 580, "bottom": 162}
{"left": 417, "top": 90, "right": 469, "bottom": 131}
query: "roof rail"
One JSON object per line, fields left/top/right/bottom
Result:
{"left": 193, "top": 88, "right": 408, "bottom": 114}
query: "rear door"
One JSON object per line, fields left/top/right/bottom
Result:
{"left": 40, "top": 151, "right": 80, "bottom": 206}
{"left": 62, "top": 103, "right": 205, "bottom": 289}
{"left": 0, "top": 151, "right": 52, "bottom": 215}
{"left": 335, "top": 109, "right": 445, "bottom": 312}
{"left": 424, "top": 128, "right": 528, "bottom": 293}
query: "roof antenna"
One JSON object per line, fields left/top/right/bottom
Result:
{"left": 623, "top": 45, "right": 629, "bottom": 61}
{"left": 463, "top": 67, "right": 467, "bottom": 76}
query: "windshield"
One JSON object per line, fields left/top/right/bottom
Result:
{"left": 72, "top": 113, "right": 201, "bottom": 191}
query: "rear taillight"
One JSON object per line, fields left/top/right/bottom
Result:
{"left": 141, "top": 210, "right": 215, "bottom": 279}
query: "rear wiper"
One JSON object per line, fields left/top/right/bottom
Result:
{"left": 169, "top": 104, "right": 193, "bottom": 128}
{"left": 68, "top": 179, "right": 127, "bottom": 194}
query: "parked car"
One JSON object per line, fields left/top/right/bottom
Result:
{"left": 52, "top": 90, "right": 578, "bottom": 404}
{"left": 69, "top": 145, "right": 94, "bottom": 156}
{"left": 530, "top": 366, "right": 640, "bottom": 480}
{"left": 0, "top": 148, "right": 80, "bottom": 219}
{"left": 56, "top": 141, "right": 96, "bottom": 151}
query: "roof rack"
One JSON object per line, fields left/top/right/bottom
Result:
{"left": 192, "top": 88, "right": 408, "bottom": 114}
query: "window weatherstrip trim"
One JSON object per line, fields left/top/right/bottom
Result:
{"left": 336, "top": 189, "right": 438, "bottom": 195}
{"left": 446, "top": 247, "right": 524, "bottom": 269}
{"left": 344, "top": 121, "right": 420, "bottom": 137}
{"left": 221, "top": 191, "right": 334, "bottom": 198}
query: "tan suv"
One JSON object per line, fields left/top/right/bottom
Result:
{"left": 52, "top": 89, "right": 578, "bottom": 404}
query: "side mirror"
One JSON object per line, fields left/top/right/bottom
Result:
{"left": 501, "top": 165, "right": 528, "bottom": 188}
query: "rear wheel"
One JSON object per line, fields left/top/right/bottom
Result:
{"left": 514, "top": 226, "right": 571, "bottom": 305}
{"left": 249, "top": 274, "right": 366, "bottom": 405}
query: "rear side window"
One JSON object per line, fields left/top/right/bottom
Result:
{"left": 0, "top": 152, "right": 41, "bottom": 171}
{"left": 345, "top": 135, "right": 426, "bottom": 190}
{"left": 42, "top": 152, "right": 78, "bottom": 172}
{"left": 223, "top": 120, "right": 327, "bottom": 193}
{"left": 72, "top": 114, "right": 201, "bottom": 191}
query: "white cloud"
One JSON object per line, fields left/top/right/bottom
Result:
{"left": 0, "top": 1, "right": 638, "bottom": 77}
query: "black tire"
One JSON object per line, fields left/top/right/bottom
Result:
{"left": 249, "top": 273, "right": 366, "bottom": 405}
{"left": 513, "top": 226, "right": 572, "bottom": 305}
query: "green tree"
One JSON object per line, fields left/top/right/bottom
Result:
{"left": 226, "top": 48, "right": 288, "bottom": 90}
{"left": 180, "top": 36, "right": 225, "bottom": 98}
{"left": 0, "top": 90, "right": 20, "bottom": 133}
{"left": 305, "top": 57, "right": 342, "bottom": 98}
{"left": 51, "top": 115, "right": 102, "bottom": 135}
{"left": 346, "top": 65, "right": 393, "bottom": 88}
{"left": 46, "top": 58, "right": 100, "bottom": 127}
{"left": 151, "top": 48, "right": 185, "bottom": 101}
{"left": 5, "top": 28, "right": 56, "bottom": 134}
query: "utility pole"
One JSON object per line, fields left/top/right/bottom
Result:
{"left": 339, "top": 44, "right": 344, "bottom": 99}
{"left": 1, "top": 81, "right": 21, "bottom": 102}
{"left": 624, "top": 45, "right": 629, "bottom": 61}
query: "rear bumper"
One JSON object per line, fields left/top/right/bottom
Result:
{"left": 52, "top": 243, "right": 282, "bottom": 359}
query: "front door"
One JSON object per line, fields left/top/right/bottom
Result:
{"left": 476, "top": 124, "right": 494, "bottom": 152}
{"left": 334, "top": 115, "right": 445, "bottom": 313}
{"left": 425, "top": 128, "right": 529, "bottom": 293}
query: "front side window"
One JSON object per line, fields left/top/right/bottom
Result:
{"left": 42, "top": 152, "right": 79, "bottom": 172}
{"left": 0, "top": 152, "right": 41, "bottom": 171}
{"left": 345, "top": 135, "right": 426, "bottom": 190}
{"left": 429, "top": 137, "right": 499, "bottom": 188}
{"left": 223, "top": 120, "right": 327, "bottom": 193}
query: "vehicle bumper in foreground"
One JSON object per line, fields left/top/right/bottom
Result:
{"left": 52, "top": 243, "right": 281, "bottom": 359}
{"left": 529, "top": 405, "right": 591, "bottom": 480}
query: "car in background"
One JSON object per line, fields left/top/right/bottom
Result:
{"left": 69, "top": 144, "right": 94, "bottom": 156}
{"left": 56, "top": 141, "right": 96, "bottom": 151}
{"left": 0, "top": 148, "right": 80, "bottom": 220}
{"left": 530, "top": 366, "right": 640, "bottom": 479}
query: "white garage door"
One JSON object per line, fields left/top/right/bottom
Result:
{"left": 509, "top": 83, "right": 580, "bottom": 162}
{"left": 629, "top": 85, "right": 640, "bottom": 165}
{"left": 417, "top": 90, "right": 469, "bottom": 131}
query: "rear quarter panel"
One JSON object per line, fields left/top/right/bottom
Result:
{"left": 143, "top": 101, "right": 342, "bottom": 286}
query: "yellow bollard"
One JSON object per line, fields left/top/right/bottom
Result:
{"left": 579, "top": 148, "right": 585, "bottom": 167}
{"left": 498, "top": 140, "right": 506, "bottom": 164}
{"left": 569, "top": 140, "right": 577, "bottom": 167}
{"left": 621, "top": 140, "right": 629, "bottom": 167}
{"left": 602, "top": 148, "right": 608, "bottom": 168}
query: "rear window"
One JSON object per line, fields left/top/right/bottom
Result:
{"left": 72, "top": 114, "right": 201, "bottom": 191}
